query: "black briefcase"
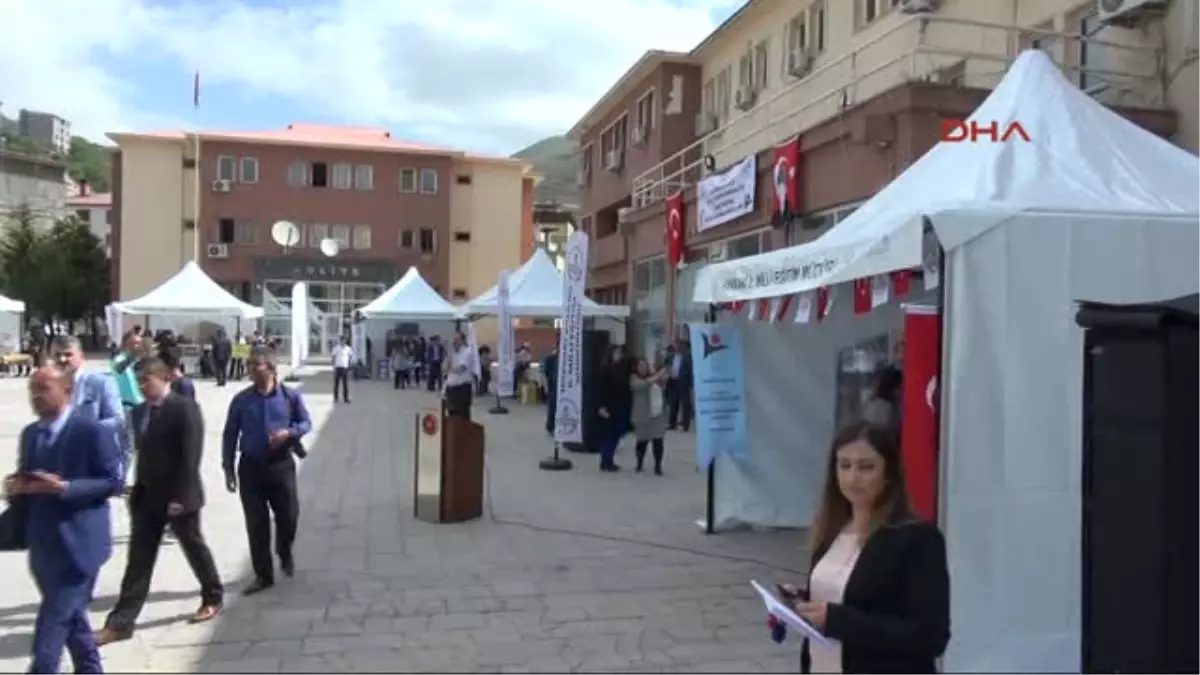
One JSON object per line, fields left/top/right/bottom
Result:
{"left": 0, "top": 500, "right": 29, "bottom": 551}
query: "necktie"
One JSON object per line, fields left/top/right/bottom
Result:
{"left": 33, "top": 426, "right": 52, "bottom": 465}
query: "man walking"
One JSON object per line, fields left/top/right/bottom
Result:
{"left": 222, "top": 350, "right": 312, "bottom": 595}
{"left": 210, "top": 330, "right": 232, "bottom": 387}
{"left": 442, "top": 331, "right": 474, "bottom": 421}
{"left": 425, "top": 336, "right": 446, "bottom": 392}
{"left": 94, "top": 358, "right": 223, "bottom": 646}
{"left": 666, "top": 342, "right": 693, "bottom": 432}
{"left": 330, "top": 336, "right": 354, "bottom": 404}
{"left": 52, "top": 336, "right": 130, "bottom": 478}
{"left": 5, "top": 366, "right": 124, "bottom": 673}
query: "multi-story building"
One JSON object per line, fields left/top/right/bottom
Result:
{"left": 18, "top": 109, "right": 71, "bottom": 155}
{"left": 65, "top": 183, "right": 112, "bottom": 257}
{"left": 570, "top": 0, "right": 1196, "bottom": 340}
{"left": 109, "top": 123, "right": 536, "bottom": 351}
{"left": 0, "top": 141, "right": 68, "bottom": 219}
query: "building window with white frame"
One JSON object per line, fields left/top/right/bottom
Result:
{"left": 810, "top": 0, "right": 826, "bottom": 52}
{"left": 239, "top": 157, "right": 259, "bottom": 183}
{"left": 331, "top": 224, "right": 351, "bottom": 248}
{"left": 787, "top": 201, "right": 862, "bottom": 245}
{"left": 352, "top": 224, "right": 372, "bottom": 250}
{"left": 216, "top": 155, "right": 236, "bottom": 182}
{"left": 309, "top": 223, "right": 329, "bottom": 247}
{"left": 754, "top": 39, "right": 770, "bottom": 91}
{"left": 716, "top": 67, "right": 731, "bottom": 120}
{"left": 331, "top": 163, "right": 353, "bottom": 189}
{"left": 234, "top": 221, "right": 259, "bottom": 245}
{"left": 418, "top": 227, "right": 436, "bottom": 254}
{"left": 354, "top": 164, "right": 373, "bottom": 190}
{"left": 287, "top": 161, "right": 308, "bottom": 186}
{"left": 399, "top": 168, "right": 417, "bottom": 193}
{"left": 635, "top": 90, "right": 655, "bottom": 137}
{"left": 419, "top": 169, "right": 438, "bottom": 194}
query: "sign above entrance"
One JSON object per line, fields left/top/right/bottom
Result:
{"left": 697, "top": 154, "right": 756, "bottom": 233}
{"left": 254, "top": 257, "right": 397, "bottom": 284}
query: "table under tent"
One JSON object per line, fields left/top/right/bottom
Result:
{"left": 691, "top": 50, "right": 1199, "bottom": 673}
{"left": 356, "top": 266, "right": 464, "bottom": 378}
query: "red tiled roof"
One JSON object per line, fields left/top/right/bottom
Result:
{"left": 66, "top": 192, "right": 112, "bottom": 207}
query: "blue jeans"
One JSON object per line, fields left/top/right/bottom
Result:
{"left": 600, "top": 415, "right": 628, "bottom": 468}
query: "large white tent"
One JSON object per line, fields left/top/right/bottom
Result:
{"left": 359, "top": 266, "right": 462, "bottom": 320}
{"left": 0, "top": 293, "right": 25, "bottom": 314}
{"left": 694, "top": 50, "right": 1199, "bottom": 673}
{"left": 115, "top": 261, "right": 264, "bottom": 319}
{"left": 464, "top": 249, "right": 630, "bottom": 318}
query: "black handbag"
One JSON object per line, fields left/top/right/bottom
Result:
{"left": 0, "top": 499, "right": 29, "bottom": 551}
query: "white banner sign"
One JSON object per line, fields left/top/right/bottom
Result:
{"left": 465, "top": 322, "right": 482, "bottom": 379}
{"left": 290, "top": 282, "right": 308, "bottom": 370}
{"left": 496, "top": 271, "right": 515, "bottom": 397}
{"left": 350, "top": 321, "right": 366, "bottom": 365}
{"left": 697, "top": 154, "right": 756, "bottom": 232}
{"left": 554, "top": 230, "right": 588, "bottom": 444}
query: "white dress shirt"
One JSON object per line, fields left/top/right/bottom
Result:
{"left": 331, "top": 344, "right": 355, "bottom": 369}
{"left": 443, "top": 345, "right": 474, "bottom": 387}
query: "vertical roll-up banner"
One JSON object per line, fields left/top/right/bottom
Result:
{"left": 290, "top": 282, "right": 308, "bottom": 371}
{"left": 901, "top": 305, "right": 941, "bottom": 522}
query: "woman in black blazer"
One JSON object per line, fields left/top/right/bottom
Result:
{"left": 787, "top": 421, "right": 950, "bottom": 673}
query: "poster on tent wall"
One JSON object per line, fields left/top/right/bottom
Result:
{"left": 290, "top": 282, "right": 308, "bottom": 371}
{"left": 496, "top": 271, "right": 515, "bottom": 397}
{"left": 697, "top": 154, "right": 756, "bottom": 232}
{"left": 901, "top": 305, "right": 941, "bottom": 522}
{"left": 688, "top": 323, "right": 748, "bottom": 469}
{"left": 105, "top": 304, "right": 122, "bottom": 347}
{"left": 554, "top": 230, "right": 588, "bottom": 444}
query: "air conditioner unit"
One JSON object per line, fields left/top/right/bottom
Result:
{"left": 1096, "top": 0, "right": 1166, "bottom": 26}
{"left": 734, "top": 86, "right": 757, "bottom": 111}
{"left": 206, "top": 242, "right": 229, "bottom": 259}
{"left": 708, "top": 242, "right": 728, "bottom": 262}
{"left": 899, "top": 0, "right": 941, "bottom": 13}
{"left": 211, "top": 179, "right": 232, "bottom": 193}
{"left": 604, "top": 149, "right": 623, "bottom": 171}
{"left": 787, "top": 49, "right": 816, "bottom": 78}
{"left": 631, "top": 126, "right": 647, "bottom": 146}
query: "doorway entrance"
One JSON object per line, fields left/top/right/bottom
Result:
{"left": 261, "top": 279, "right": 384, "bottom": 358}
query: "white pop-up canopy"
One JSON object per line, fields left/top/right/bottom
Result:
{"left": 694, "top": 49, "right": 1199, "bottom": 304}
{"left": 465, "top": 249, "right": 630, "bottom": 318}
{"left": 691, "top": 50, "right": 1199, "bottom": 673}
{"left": 0, "top": 293, "right": 25, "bottom": 313}
{"left": 115, "top": 261, "right": 264, "bottom": 319}
{"left": 359, "top": 266, "right": 462, "bottom": 320}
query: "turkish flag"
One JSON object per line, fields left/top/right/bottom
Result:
{"left": 770, "top": 137, "right": 801, "bottom": 228}
{"left": 892, "top": 270, "right": 912, "bottom": 297}
{"left": 816, "top": 287, "right": 831, "bottom": 321}
{"left": 852, "top": 278, "right": 872, "bottom": 314}
{"left": 901, "top": 306, "right": 941, "bottom": 522}
{"left": 665, "top": 191, "right": 685, "bottom": 268}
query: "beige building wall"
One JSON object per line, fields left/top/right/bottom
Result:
{"left": 449, "top": 159, "right": 528, "bottom": 346}
{"left": 683, "top": 0, "right": 1193, "bottom": 171}
{"left": 116, "top": 137, "right": 192, "bottom": 303}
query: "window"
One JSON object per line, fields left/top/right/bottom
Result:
{"left": 216, "top": 155, "right": 236, "bottom": 182}
{"left": 399, "top": 168, "right": 417, "bottom": 193}
{"left": 811, "top": 0, "right": 826, "bottom": 52}
{"left": 418, "top": 228, "right": 436, "bottom": 254}
{"left": 331, "top": 224, "right": 351, "bottom": 248}
{"left": 419, "top": 169, "right": 439, "bottom": 194}
{"left": 217, "top": 218, "right": 235, "bottom": 244}
{"left": 635, "top": 90, "right": 656, "bottom": 136}
{"left": 580, "top": 144, "right": 593, "bottom": 184}
{"left": 287, "top": 161, "right": 308, "bottom": 186}
{"left": 235, "top": 220, "right": 259, "bottom": 245}
{"left": 787, "top": 12, "right": 808, "bottom": 58}
{"left": 456, "top": 175, "right": 472, "bottom": 185}
{"left": 754, "top": 40, "right": 770, "bottom": 91}
{"left": 1078, "top": 13, "right": 1109, "bottom": 93}
{"left": 399, "top": 229, "right": 414, "bottom": 249}
{"left": 452, "top": 288, "right": 468, "bottom": 299}
{"left": 310, "top": 162, "right": 328, "bottom": 188}
{"left": 599, "top": 115, "right": 628, "bottom": 162}
{"left": 354, "top": 164, "right": 374, "bottom": 190}
{"left": 454, "top": 232, "right": 470, "bottom": 242}
{"left": 239, "top": 157, "right": 259, "bottom": 183}
{"left": 331, "top": 163, "right": 353, "bottom": 189}
{"left": 857, "top": 0, "right": 899, "bottom": 28}
{"left": 352, "top": 224, "right": 372, "bottom": 250}
{"left": 74, "top": 209, "right": 89, "bottom": 222}
{"left": 728, "top": 231, "right": 762, "bottom": 259}
{"left": 716, "top": 67, "right": 732, "bottom": 120}
{"left": 702, "top": 79, "right": 715, "bottom": 118}
{"left": 309, "top": 223, "right": 329, "bottom": 247}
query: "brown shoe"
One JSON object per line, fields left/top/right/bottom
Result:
{"left": 94, "top": 627, "right": 133, "bottom": 647}
{"left": 189, "top": 603, "right": 222, "bottom": 624}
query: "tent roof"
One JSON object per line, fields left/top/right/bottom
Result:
{"left": 465, "top": 249, "right": 630, "bottom": 318}
{"left": 359, "top": 266, "right": 461, "bottom": 320}
{"left": 115, "top": 261, "right": 264, "bottom": 318}
{"left": 0, "top": 293, "right": 25, "bottom": 313}
{"left": 695, "top": 49, "right": 1200, "bottom": 303}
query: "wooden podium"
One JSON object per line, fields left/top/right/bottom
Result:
{"left": 413, "top": 405, "right": 485, "bottom": 523}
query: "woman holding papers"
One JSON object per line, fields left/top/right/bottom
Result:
{"left": 788, "top": 421, "right": 950, "bottom": 673}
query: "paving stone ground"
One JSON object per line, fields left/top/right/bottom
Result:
{"left": 0, "top": 365, "right": 808, "bottom": 673}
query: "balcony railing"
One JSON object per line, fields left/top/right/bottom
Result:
{"left": 631, "top": 14, "right": 1165, "bottom": 210}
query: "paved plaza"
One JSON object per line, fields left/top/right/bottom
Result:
{"left": 0, "top": 366, "right": 807, "bottom": 672}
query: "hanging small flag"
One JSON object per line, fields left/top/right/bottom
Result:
{"left": 794, "top": 292, "right": 814, "bottom": 324}
{"left": 193, "top": 70, "right": 201, "bottom": 109}
{"left": 770, "top": 295, "right": 792, "bottom": 323}
{"left": 818, "top": 286, "right": 834, "bottom": 321}
{"left": 870, "top": 274, "right": 891, "bottom": 308}
{"left": 892, "top": 270, "right": 912, "bottom": 297}
{"left": 755, "top": 298, "right": 771, "bottom": 321}
{"left": 922, "top": 254, "right": 940, "bottom": 291}
{"left": 747, "top": 300, "right": 759, "bottom": 321}
{"left": 730, "top": 300, "right": 746, "bottom": 314}
{"left": 853, "top": 279, "right": 872, "bottom": 314}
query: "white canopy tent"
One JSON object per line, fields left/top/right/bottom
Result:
{"left": 464, "top": 249, "right": 630, "bottom": 318}
{"left": 0, "top": 294, "right": 25, "bottom": 313}
{"left": 693, "top": 50, "right": 1199, "bottom": 673}
{"left": 359, "top": 266, "right": 463, "bottom": 320}
{"left": 114, "top": 261, "right": 264, "bottom": 319}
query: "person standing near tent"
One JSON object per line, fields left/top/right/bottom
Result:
{"left": 596, "top": 345, "right": 633, "bottom": 472}
{"left": 442, "top": 331, "right": 474, "bottom": 420}
{"left": 330, "top": 336, "right": 354, "bottom": 404}
{"left": 425, "top": 336, "right": 446, "bottom": 392}
{"left": 210, "top": 330, "right": 232, "bottom": 387}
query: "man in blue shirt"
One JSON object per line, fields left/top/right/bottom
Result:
{"left": 221, "top": 349, "right": 312, "bottom": 595}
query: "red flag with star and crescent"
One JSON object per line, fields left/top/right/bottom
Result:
{"left": 665, "top": 191, "right": 685, "bottom": 269}
{"left": 771, "top": 137, "right": 801, "bottom": 228}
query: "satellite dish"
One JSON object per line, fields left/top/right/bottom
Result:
{"left": 319, "top": 237, "right": 340, "bottom": 257}
{"left": 270, "top": 221, "right": 301, "bottom": 247}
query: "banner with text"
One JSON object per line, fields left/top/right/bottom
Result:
{"left": 688, "top": 323, "right": 748, "bottom": 469}
{"left": 496, "top": 271, "right": 515, "bottom": 397}
{"left": 290, "top": 282, "right": 308, "bottom": 370}
{"left": 554, "top": 230, "right": 589, "bottom": 444}
{"left": 697, "top": 154, "right": 756, "bottom": 232}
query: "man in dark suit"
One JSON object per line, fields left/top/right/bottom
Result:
{"left": 425, "top": 336, "right": 446, "bottom": 391}
{"left": 665, "top": 342, "right": 694, "bottom": 432}
{"left": 4, "top": 365, "right": 124, "bottom": 674}
{"left": 210, "top": 330, "right": 232, "bottom": 387}
{"left": 94, "top": 358, "right": 223, "bottom": 646}
{"left": 160, "top": 350, "right": 195, "bottom": 399}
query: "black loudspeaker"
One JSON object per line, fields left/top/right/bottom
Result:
{"left": 565, "top": 330, "right": 609, "bottom": 454}
{"left": 1077, "top": 297, "right": 1198, "bottom": 674}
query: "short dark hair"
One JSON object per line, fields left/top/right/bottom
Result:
{"left": 247, "top": 347, "right": 275, "bottom": 370}
{"left": 158, "top": 349, "right": 181, "bottom": 370}
{"left": 136, "top": 357, "right": 172, "bottom": 379}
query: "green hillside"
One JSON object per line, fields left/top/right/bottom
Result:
{"left": 512, "top": 135, "right": 579, "bottom": 207}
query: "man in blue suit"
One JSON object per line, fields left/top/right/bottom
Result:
{"left": 4, "top": 365, "right": 125, "bottom": 673}
{"left": 51, "top": 337, "right": 129, "bottom": 478}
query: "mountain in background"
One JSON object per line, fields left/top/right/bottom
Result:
{"left": 512, "top": 135, "right": 578, "bottom": 209}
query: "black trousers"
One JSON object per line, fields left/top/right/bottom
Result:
{"left": 333, "top": 367, "right": 350, "bottom": 402}
{"left": 426, "top": 364, "right": 443, "bottom": 391}
{"left": 445, "top": 382, "right": 473, "bottom": 421}
{"left": 237, "top": 457, "right": 299, "bottom": 584}
{"left": 634, "top": 437, "right": 666, "bottom": 470}
{"left": 393, "top": 368, "right": 410, "bottom": 389}
{"left": 105, "top": 506, "right": 223, "bottom": 632}
{"left": 667, "top": 381, "right": 693, "bottom": 430}
{"left": 213, "top": 359, "right": 228, "bottom": 386}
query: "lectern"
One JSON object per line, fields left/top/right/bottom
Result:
{"left": 413, "top": 405, "right": 485, "bottom": 523}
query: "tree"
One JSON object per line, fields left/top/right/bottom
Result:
{"left": 67, "top": 137, "right": 112, "bottom": 193}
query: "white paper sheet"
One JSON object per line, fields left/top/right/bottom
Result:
{"left": 750, "top": 580, "right": 832, "bottom": 647}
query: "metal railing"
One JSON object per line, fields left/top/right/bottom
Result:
{"left": 631, "top": 14, "right": 1165, "bottom": 210}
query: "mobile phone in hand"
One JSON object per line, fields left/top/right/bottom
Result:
{"left": 777, "top": 584, "right": 808, "bottom": 602}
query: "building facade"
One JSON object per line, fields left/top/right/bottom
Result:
{"left": 0, "top": 145, "right": 68, "bottom": 219}
{"left": 109, "top": 123, "right": 534, "bottom": 352}
{"left": 570, "top": 0, "right": 1195, "bottom": 344}
{"left": 65, "top": 187, "right": 112, "bottom": 257}
{"left": 18, "top": 110, "right": 71, "bottom": 154}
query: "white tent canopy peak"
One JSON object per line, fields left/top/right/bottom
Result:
{"left": 115, "top": 261, "right": 264, "bottom": 319}
{"left": 465, "top": 249, "right": 630, "bottom": 318}
{"left": 358, "top": 266, "right": 462, "bottom": 320}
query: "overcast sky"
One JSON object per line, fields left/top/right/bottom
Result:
{"left": 0, "top": 0, "right": 742, "bottom": 155}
